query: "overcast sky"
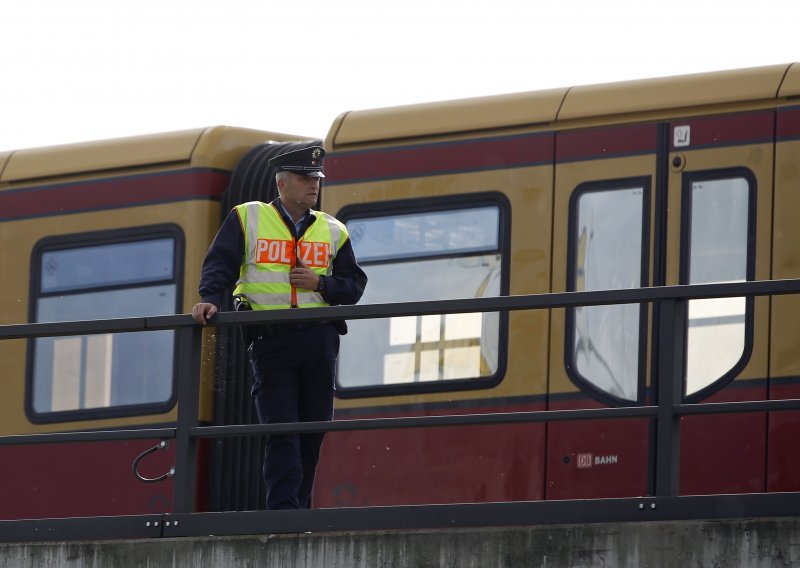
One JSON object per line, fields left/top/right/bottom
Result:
{"left": 1, "top": 0, "right": 797, "bottom": 152}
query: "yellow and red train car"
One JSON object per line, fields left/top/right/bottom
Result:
{"left": 0, "top": 127, "right": 311, "bottom": 518}
{"left": 3, "top": 63, "right": 800, "bottom": 518}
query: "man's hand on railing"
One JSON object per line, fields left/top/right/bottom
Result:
{"left": 192, "top": 303, "right": 218, "bottom": 325}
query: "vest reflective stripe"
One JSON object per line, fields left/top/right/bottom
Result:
{"left": 235, "top": 270, "right": 288, "bottom": 284}
{"left": 241, "top": 291, "right": 326, "bottom": 308}
{"left": 232, "top": 201, "right": 349, "bottom": 310}
{"left": 326, "top": 220, "right": 343, "bottom": 264}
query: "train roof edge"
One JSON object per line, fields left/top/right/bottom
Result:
{"left": 0, "top": 126, "right": 311, "bottom": 185}
{"left": 327, "top": 63, "right": 800, "bottom": 148}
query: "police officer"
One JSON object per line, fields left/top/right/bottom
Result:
{"left": 192, "top": 146, "right": 367, "bottom": 510}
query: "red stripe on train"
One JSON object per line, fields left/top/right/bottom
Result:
{"left": 778, "top": 107, "right": 800, "bottom": 140}
{"left": 325, "top": 134, "right": 555, "bottom": 184}
{"left": 0, "top": 170, "right": 230, "bottom": 221}
{"left": 557, "top": 124, "right": 658, "bottom": 162}
{"left": 670, "top": 112, "right": 774, "bottom": 150}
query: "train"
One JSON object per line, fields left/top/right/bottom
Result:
{"left": 2, "top": 62, "right": 800, "bottom": 519}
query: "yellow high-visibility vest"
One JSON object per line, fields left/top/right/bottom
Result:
{"left": 232, "top": 201, "right": 347, "bottom": 310}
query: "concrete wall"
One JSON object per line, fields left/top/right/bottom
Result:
{"left": 3, "top": 518, "right": 800, "bottom": 568}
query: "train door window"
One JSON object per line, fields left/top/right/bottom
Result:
{"left": 682, "top": 171, "right": 754, "bottom": 398}
{"left": 28, "top": 227, "right": 183, "bottom": 420}
{"left": 337, "top": 195, "right": 508, "bottom": 395}
{"left": 566, "top": 180, "right": 650, "bottom": 403}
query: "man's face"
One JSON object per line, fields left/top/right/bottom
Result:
{"left": 280, "top": 172, "right": 320, "bottom": 210}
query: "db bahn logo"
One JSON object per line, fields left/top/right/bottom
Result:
{"left": 577, "top": 453, "right": 619, "bottom": 469}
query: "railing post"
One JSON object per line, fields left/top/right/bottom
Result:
{"left": 173, "top": 324, "right": 203, "bottom": 513}
{"left": 655, "top": 298, "right": 687, "bottom": 497}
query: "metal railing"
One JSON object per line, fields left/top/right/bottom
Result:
{"left": 3, "top": 279, "right": 800, "bottom": 542}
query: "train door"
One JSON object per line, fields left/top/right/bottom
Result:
{"left": 665, "top": 112, "right": 773, "bottom": 495}
{"left": 547, "top": 111, "right": 774, "bottom": 499}
{"left": 547, "top": 123, "right": 659, "bottom": 499}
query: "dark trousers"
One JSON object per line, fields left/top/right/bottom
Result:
{"left": 249, "top": 323, "right": 338, "bottom": 510}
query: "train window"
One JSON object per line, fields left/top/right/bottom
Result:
{"left": 28, "top": 227, "right": 183, "bottom": 421}
{"left": 351, "top": 207, "right": 499, "bottom": 262}
{"left": 566, "top": 181, "right": 650, "bottom": 403}
{"left": 337, "top": 195, "right": 508, "bottom": 395}
{"left": 683, "top": 172, "right": 754, "bottom": 397}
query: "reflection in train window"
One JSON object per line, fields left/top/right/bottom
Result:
{"left": 339, "top": 202, "right": 505, "bottom": 391}
{"left": 568, "top": 183, "right": 648, "bottom": 402}
{"left": 684, "top": 175, "right": 752, "bottom": 396}
{"left": 31, "top": 236, "right": 179, "bottom": 416}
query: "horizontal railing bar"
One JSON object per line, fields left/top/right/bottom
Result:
{"left": 0, "top": 317, "right": 148, "bottom": 340}
{"left": 7, "top": 492, "right": 800, "bottom": 542}
{"left": 160, "top": 492, "right": 800, "bottom": 539}
{"left": 0, "top": 428, "right": 176, "bottom": 446}
{"left": 5, "top": 396, "right": 800, "bottom": 447}
{"left": 676, "top": 398, "right": 800, "bottom": 415}
{"left": 162, "top": 278, "right": 800, "bottom": 329}
{"left": 3, "top": 279, "right": 800, "bottom": 338}
{"left": 0, "top": 514, "right": 164, "bottom": 543}
{"left": 191, "top": 396, "right": 800, "bottom": 438}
